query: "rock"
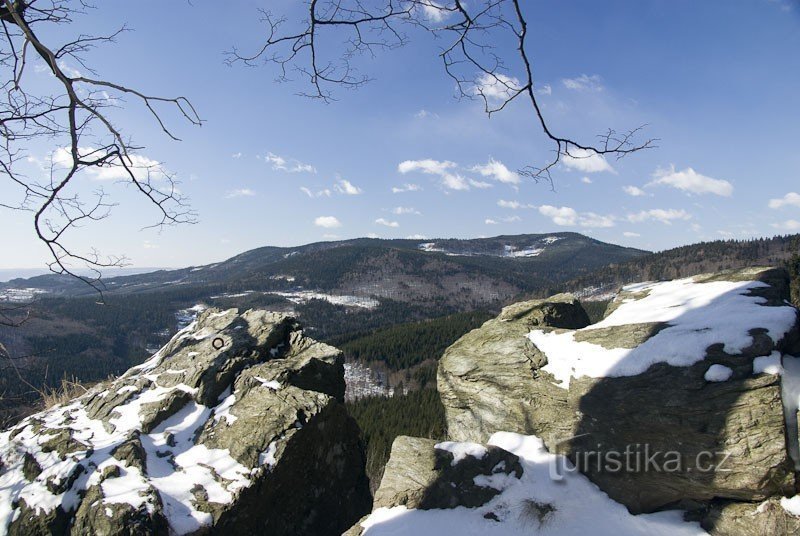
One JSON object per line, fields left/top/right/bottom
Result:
{"left": 701, "top": 498, "right": 800, "bottom": 535}
{"left": 438, "top": 267, "right": 800, "bottom": 513}
{"left": 372, "top": 436, "right": 522, "bottom": 511}
{"left": 0, "top": 308, "right": 370, "bottom": 535}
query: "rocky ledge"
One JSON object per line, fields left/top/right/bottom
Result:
{"left": 0, "top": 308, "right": 370, "bottom": 535}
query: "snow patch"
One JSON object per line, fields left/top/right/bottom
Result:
{"left": 704, "top": 364, "right": 733, "bottom": 382}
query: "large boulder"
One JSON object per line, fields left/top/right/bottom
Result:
{"left": 0, "top": 308, "right": 371, "bottom": 535}
{"left": 347, "top": 432, "right": 711, "bottom": 535}
{"left": 439, "top": 267, "right": 800, "bottom": 514}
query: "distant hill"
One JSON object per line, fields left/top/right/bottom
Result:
{"left": 2, "top": 233, "right": 648, "bottom": 310}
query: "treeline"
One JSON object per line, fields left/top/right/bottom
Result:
{"left": 335, "top": 311, "right": 492, "bottom": 370}
{"left": 552, "top": 234, "right": 800, "bottom": 297}
{"left": 346, "top": 388, "right": 446, "bottom": 490}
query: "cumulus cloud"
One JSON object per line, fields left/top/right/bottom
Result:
{"left": 537, "top": 84, "right": 552, "bottom": 96}
{"left": 497, "top": 199, "right": 534, "bottom": 210}
{"left": 334, "top": 179, "right": 363, "bottom": 195}
{"left": 392, "top": 206, "right": 421, "bottom": 215}
{"left": 648, "top": 166, "right": 732, "bottom": 196}
{"left": 231, "top": 152, "right": 243, "bottom": 159}
{"left": 561, "top": 148, "right": 615, "bottom": 174}
{"left": 626, "top": 208, "right": 691, "bottom": 225}
{"left": 471, "top": 159, "right": 520, "bottom": 185}
{"left": 225, "top": 188, "right": 255, "bottom": 198}
{"left": 392, "top": 183, "right": 422, "bottom": 194}
{"left": 474, "top": 73, "right": 522, "bottom": 103}
{"left": 768, "top": 192, "right": 800, "bottom": 209}
{"left": 562, "top": 74, "right": 603, "bottom": 92}
{"left": 469, "top": 179, "right": 493, "bottom": 189}
{"left": 406, "top": 234, "right": 428, "bottom": 240}
{"left": 623, "top": 231, "right": 641, "bottom": 237}
{"left": 399, "top": 159, "right": 473, "bottom": 191}
{"left": 538, "top": 205, "right": 615, "bottom": 228}
{"left": 581, "top": 177, "right": 592, "bottom": 184}
{"left": 375, "top": 218, "right": 400, "bottom": 228}
{"left": 485, "top": 218, "right": 498, "bottom": 225}
{"left": 623, "top": 185, "right": 647, "bottom": 197}
{"left": 51, "top": 147, "right": 166, "bottom": 182}
{"left": 398, "top": 159, "right": 456, "bottom": 176}
{"left": 266, "top": 152, "right": 316, "bottom": 173}
{"left": 314, "top": 216, "right": 341, "bottom": 228}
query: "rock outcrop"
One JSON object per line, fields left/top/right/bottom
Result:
{"left": 438, "top": 267, "right": 800, "bottom": 514}
{"left": 0, "top": 308, "right": 371, "bottom": 535}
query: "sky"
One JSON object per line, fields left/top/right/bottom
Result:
{"left": 2, "top": 0, "right": 800, "bottom": 271}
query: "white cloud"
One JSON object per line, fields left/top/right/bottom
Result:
{"left": 562, "top": 74, "right": 603, "bottom": 92}
{"left": 142, "top": 240, "right": 159, "bottom": 249}
{"left": 398, "top": 159, "right": 456, "bottom": 176}
{"left": 627, "top": 208, "right": 691, "bottom": 225}
{"left": 474, "top": 73, "right": 522, "bottom": 103}
{"left": 419, "top": 1, "right": 450, "bottom": 22}
{"left": 392, "top": 183, "right": 422, "bottom": 194}
{"left": 225, "top": 188, "right": 255, "bottom": 198}
{"left": 537, "top": 84, "right": 552, "bottom": 96}
{"left": 648, "top": 166, "right": 733, "bottom": 196}
{"left": 266, "top": 152, "right": 316, "bottom": 173}
{"left": 231, "top": 152, "right": 243, "bottom": 159}
{"left": 52, "top": 147, "right": 166, "bottom": 182}
{"left": 772, "top": 219, "right": 800, "bottom": 232}
{"left": 539, "top": 205, "right": 578, "bottom": 226}
{"left": 486, "top": 215, "right": 521, "bottom": 224}
{"left": 375, "top": 218, "right": 400, "bottom": 228}
{"left": 392, "top": 206, "right": 420, "bottom": 215}
{"left": 300, "top": 186, "right": 332, "bottom": 198}
{"left": 314, "top": 216, "right": 341, "bottom": 228}
{"left": 538, "top": 205, "right": 615, "bottom": 228}
{"left": 623, "top": 231, "right": 641, "bottom": 237}
{"left": 498, "top": 199, "right": 534, "bottom": 210}
{"left": 469, "top": 179, "right": 493, "bottom": 189}
{"left": 561, "top": 148, "right": 614, "bottom": 174}
{"left": 406, "top": 234, "right": 427, "bottom": 239}
{"left": 399, "top": 158, "right": 496, "bottom": 192}
{"left": 581, "top": 177, "right": 592, "bottom": 184}
{"left": 768, "top": 192, "right": 800, "bottom": 209}
{"left": 623, "top": 185, "right": 647, "bottom": 197}
{"left": 414, "top": 109, "right": 439, "bottom": 119}
{"left": 323, "top": 233, "right": 339, "bottom": 239}
{"left": 334, "top": 179, "right": 363, "bottom": 195}
{"left": 471, "top": 159, "right": 520, "bottom": 185}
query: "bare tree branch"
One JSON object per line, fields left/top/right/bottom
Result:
{"left": 230, "top": 0, "right": 657, "bottom": 184}
{"left": 0, "top": 0, "right": 201, "bottom": 300}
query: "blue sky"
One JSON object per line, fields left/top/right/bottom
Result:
{"left": 2, "top": 0, "right": 800, "bottom": 270}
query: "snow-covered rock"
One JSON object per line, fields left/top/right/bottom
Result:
{"left": 0, "top": 308, "right": 370, "bottom": 535}
{"left": 347, "top": 433, "right": 709, "bottom": 536}
{"left": 438, "top": 267, "right": 800, "bottom": 514}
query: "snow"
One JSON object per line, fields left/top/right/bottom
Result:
{"left": 753, "top": 352, "right": 784, "bottom": 375}
{"left": 0, "top": 318, "right": 268, "bottom": 535}
{"left": 781, "top": 495, "right": 800, "bottom": 516}
{"left": 417, "top": 238, "right": 559, "bottom": 258}
{"left": 258, "top": 441, "right": 278, "bottom": 467}
{"left": 358, "top": 432, "right": 707, "bottom": 536}
{"left": 0, "top": 287, "right": 47, "bottom": 303}
{"left": 434, "top": 441, "right": 488, "bottom": 465}
{"left": 268, "top": 290, "right": 379, "bottom": 309}
{"left": 704, "top": 364, "right": 733, "bottom": 382}
{"left": 528, "top": 276, "right": 798, "bottom": 388}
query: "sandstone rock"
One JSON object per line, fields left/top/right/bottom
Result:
{"left": 0, "top": 308, "right": 370, "bottom": 535}
{"left": 701, "top": 498, "right": 800, "bottom": 535}
{"left": 438, "top": 267, "right": 800, "bottom": 513}
{"left": 372, "top": 436, "right": 522, "bottom": 511}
